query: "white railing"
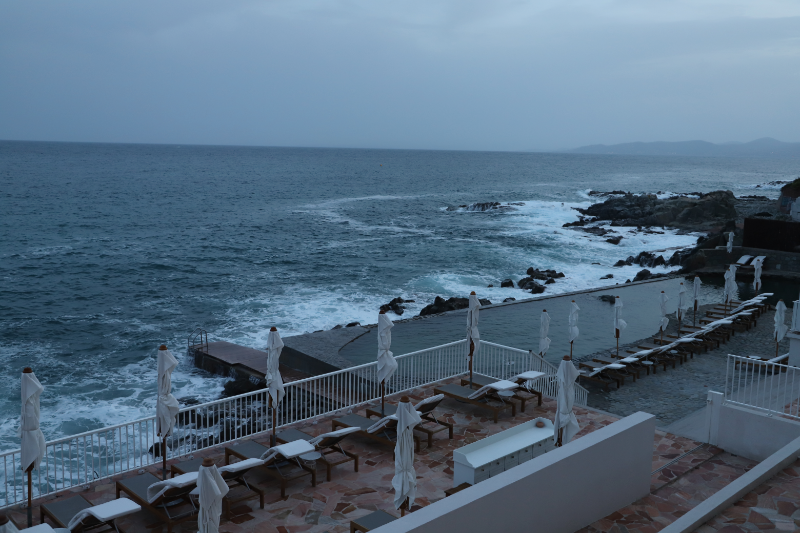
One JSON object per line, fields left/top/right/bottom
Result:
{"left": 0, "top": 338, "right": 584, "bottom": 508}
{"left": 725, "top": 354, "right": 800, "bottom": 420}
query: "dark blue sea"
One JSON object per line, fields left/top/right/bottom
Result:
{"left": 2, "top": 140, "right": 798, "bottom": 449}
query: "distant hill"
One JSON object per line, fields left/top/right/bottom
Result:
{"left": 570, "top": 137, "right": 800, "bottom": 157}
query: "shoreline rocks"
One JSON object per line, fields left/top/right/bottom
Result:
{"left": 419, "top": 296, "right": 491, "bottom": 316}
{"left": 380, "top": 297, "right": 415, "bottom": 316}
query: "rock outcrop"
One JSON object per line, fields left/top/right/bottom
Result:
{"left": 380, "top": 297, "right": 415, "bottom": 316}
{"left": 419, "top": 296, "right": 492, "bottom": 316}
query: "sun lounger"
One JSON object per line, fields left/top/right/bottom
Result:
{"left": 366, "top": 394, "right": 453, "bottom": 447}
{"left": 39, "top": 494, "right": 140, "bottom": 533}
{"left": 578, "top": 361, "right": 633, "bottom": 384}
{"left": 332, "top": 413, "right": 422, "bottom": 452}
{"left": 170, "top": 456, "right": 265, "bottom": 517}
{"left": 592, "top": 356, "right": 644, "bottom": 379}
{"left": 275, "top": 427, "right": 359, "bottom": 482}
{"left": 738, "top": 255, "right": 767, "bottom": 271}
{"left": 577, "top": 367, "right": 620, "bottom": 390}
{"left": 115, "top": 472, "right": 197, "bottom": 533}
{"left": 350, "top": 510, "right": 397, "bottom": 533}
{"left": 224, "top": 439, "right": 317, "bottom": 499}
{"left": 459, "top": 373, "right": 542, "bottom": 411}
{"left": 434, "top": 383, "right": 515, "bottom": 423}
{"left": 733, "top": 255, "right": 753, "bottom": 266}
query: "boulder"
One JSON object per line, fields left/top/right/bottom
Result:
{"left": 606, "top": 236, "right": 623, "bottom": 245}
{"left": 600, "top": 274, "right": 613, "bottom": 280}
{"left": 419, "top": 296, "right": 491, "bottom": 316}
{"left": 380, "top": 297, "right": 415, "bottom": 316}
{"left": 528, "top": 282, "right": 546, "bottom": 294}
{"left": 346, "top": 321, "right": 361, "bottom": 327}
{"left": 613, "top": 259, "right": 628, "bottom": 267}
{"left": 598, "top": 295, "right": 616, "bottom": 303}
{"left": 633, "top": 269, "right": 652, "bottom": 282}
{"left": 545, "top": 278, "right": 555, "bottom": 284}
{"left": 681, "top": 250, "right": 707, "bottom": 271}
{"left": 500, "top": 279, "right": 514, "bottom": 288}
{"left": 503, "top": 297, "right": 516, "bottom": 303}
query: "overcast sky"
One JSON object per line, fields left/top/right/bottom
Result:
{"left": 1, "top": 1, "right": 799, "bottom": 151}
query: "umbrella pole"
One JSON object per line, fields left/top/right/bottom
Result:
{"left": 162, "top": 435, "right": 168, "bottom": 480}
{"left": 660, "top": 327, "right": 664, "bottom": 345}
{"left": 557, "top": 427, "right": 563, "bottom": 447}
{"left": 381, "top": 381, "right": 385, "bottom": 416}
{"left": 569, "top": 341, "right": 573, "bottom": 358}
{"left": 468, "top": 340, "right": 474, "bottom": 388}
{"left": 27, "top": 466, "right": 32, "bottom": 527}
{"left": 269, "top": 396, "right": 276, "bottom": 447}
{"left": 776, "top": 334, "right": 779, "bottom": 359}
{"left": 615, "top": 329, "right": 619, "bottom": 357}
{"left": 693, "top": 301, "right": 697, "bottom": 327}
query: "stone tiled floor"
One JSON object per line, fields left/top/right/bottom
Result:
{"left": 694, "top": 460, "right": 800, "bottom": 532}
{"left": 4, "top": 377, "right": 769, "bottom": 533}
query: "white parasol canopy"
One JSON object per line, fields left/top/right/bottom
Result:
{"left": 614, "top": 297, "right": 627, "bottom": 336}
{"left": 538, "top": 310, "right": 551, "bottom": 356}
{"left": 775, "top": 300, "right": 788, "bottom": 343}
{"left": 0, "top": 517, "right": 19, "bottom": 533}
{"left": 723, "top": 265, "right": 738, "bottom": 304}
{"left": 156, "top": 347, "right": 180, "bottom": 438}
{"left": 392, "top": 398, "right": 422, "bottom": 510}
{"left": 266, "top": 328, "right": 286, "bottom": 405}
{"left": 196, "top": 462, "right": 229, "bottom": 533}
{"left": 568, "top": 301, "right": 580, "bottom": 343}
{"left": 377, "top": 313, "right": 398, "bottom": 384}
{"left": 676, "top": 283, "right": 688, "bottom": 321}
{"left": 753, "top": 258, "right": 763, "bottom": 291}
{"left": 727, "top": 231, "right": 734, "bottom": 253}
{"left": 466, "top": 293, "right": 481, "bottom": 360}
{"left": 659, "top": 292, "right": 670, "bottom": 332}
{"left": 553, "top": 358, "right": 580, "bottom": 445}
{"left": 19, "top": 371, "right": 46, "bottom": 472}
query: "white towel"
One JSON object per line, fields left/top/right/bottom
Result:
{"left": 218, "top": 457, "right": 265, "bottom": 474}
{"left": 308, "top": 427, "right": 361, "bottom": 446}
{"left": 258, "top": 440, "right": 315, "bottom": 463}
{"left": 414, "top": 394, "right": 444, "bottom": 411}
{"left": 146, "top": 472, "right": 198, "bottom": 503}
{"left": 367, "top": 414, "right": 399, "bottom": 434}
{"left": 67, "top": 498, "right": 141, "bottom": 531}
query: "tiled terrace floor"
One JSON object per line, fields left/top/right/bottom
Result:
{"left": 5, "top": 377, "right": 766, "bottom": 533}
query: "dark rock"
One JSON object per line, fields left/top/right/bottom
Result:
{"left": 419, "top": 296, "right": 491, "bottom": 316}
{"left": 545, "top": 278, "right": 555, "bottom": 284}
{"left": 487, "top": 284, "right": 493, "bottom": 288}
{"left": 223, "top": 375, "right": 262, "bottom": 397}
{"left": 332, "top": 324, "right": 343, "bottom": 330}
{"left": 682, "top": 250, "right": 707, "bottom": 271}
{"left": 380, "top": 297, "right": 415, "bottom": 315}
{"left": 598, "top": 295, "right": 616, "bottom": 303}
{"left": 500, "top": 279, "right": 514, "bottom": 288}
{"left": 606, "top": 236, "right": 623, "bottom": 245}
{"left": 633, "top": 269, "right": 652, "bottom": 282}
{"left": 554, "top": 272, "right": 565, "bottom": 278}
{"left": 580, "top": 227, "right": 612, "bottom": 237}
{"left": 600, "top": 274, "right": 614, "bottom": 280}
{"left": 503, "top": 297, "right": 516, "bottom": 303}
{"left": 613, "top": 260, "right": 628, "bottom": 267}
{"left": 529, "top": 282, "right": 546, "bottom": 294}
{"left": 526, "top": 267, "right": 535, "bottom": 275}
{"left": 651, "top": 255, "right": 666, "bottom": 267}
{"left": 346, "top": 322, "right": 360, "bottom": 327}
{"left": 753, "top": 211, "right": 773, "bottom": 217}
{"left": 518, "top": 276, "right": 532, "bottom": 287}
{"left": 178, "top": 397, "right": 200, "bottom": 406}
{"left": 625, "top": 279, "right": 631, "bottom": 283}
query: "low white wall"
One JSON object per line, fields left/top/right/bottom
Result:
{"left": 715, "top": 403, "right": 800, "bottom": 461}
{"left": 375, "top": 412, "right": 655, "bottom": 533}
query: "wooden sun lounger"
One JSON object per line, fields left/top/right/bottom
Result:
{"left": 577, "top": 368, "right": 620, "bottom": 390}
{"left": 224, "top": 440, "right": 316, "bottom": 499}
{"left": 733, "top": 255, "right": 753, "bottom": 266}
{"left": 170, "top": 456, "right": 265, "bottom": 517}
{"left": 592, "top": 356, "right": 643, "bottom": 379}
{"left": 433, "top": 384, "right": 515, "bottom": 423}
{"left": 680, "top": 325, "right": 729, "bottom": 344}
{"left": 275, "top": 428, "right": 359, "bottom": 482}
{"left": 41, "top": 494, "right": 140, "bottom": 533}
{"left": 331, "top": 414, "right": 421, "bottom": 452}
{"left": 624, "top": 350, "right": 671, "bottom": 371}
{"left": 738, "top": 255, "right": 766, "bottom": 271}
{"left": 366, "top": 397, "right": 453, "bottom": 447}
{"left": 579, "top": 361, "right": 633, "bottom": 384}
{"left": 637, "top": 343, "right": 684, "bottom": 365}
{"left": 115, "top": 472, "right": 196, "bottom": 533}
{"left": 460, "top": 373, "right": 543, "bottom": 411}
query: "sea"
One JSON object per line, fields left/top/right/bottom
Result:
{"left": 2, "top": 140, "right": 799, "bottom": 451}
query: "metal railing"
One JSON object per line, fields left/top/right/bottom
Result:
{"left": 724, "top": 354, "right": 800, "bottom": 420}
{"left": 0, "top": 338, "right": 586, "bottom": 508}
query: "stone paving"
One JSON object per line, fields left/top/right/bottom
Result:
{"left": 695, "top": 459, "right": 800, "bottom": 532}
{"left": 580, "top": 302, "right": 792, "bottom": 426}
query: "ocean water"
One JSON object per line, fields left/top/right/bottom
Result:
{"left": 2, "top": 140, "right": 799, "bottom": 451}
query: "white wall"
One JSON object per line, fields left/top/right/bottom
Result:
{"left": 714, "top": 403, "right": 800, "bottom": 461}
{"left": 375, "top": 412, "right": 655, "bottom": 533}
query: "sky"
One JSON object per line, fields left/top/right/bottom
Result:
{"left": 1, "top": 1, "right": 799, "bottom": 151}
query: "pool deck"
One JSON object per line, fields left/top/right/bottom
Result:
{"left": 9, "top": 375, "right": 796, "bottom": 533}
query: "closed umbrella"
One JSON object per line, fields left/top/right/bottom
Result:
{"left": 775, "top": 300, "right": 788, "bottom": 358}
{"left": 20, "top": 368, "right": 46, "bottom": 527}
{"left": 156, "top": 345, "right": 180, "bottom": 480}
{"left": 753, "top": 258, "right": 763, "bottom": 293}
{"left": 0, "top": 514, "right": 19, "bottom": 533}
{"left": 613, "top": 297, "right": 626, "bottom": 357}
{"left": 727, "top": 231, "right": 734, "bottom": 253}
{"left": 466, "top": 292, "right": 481, "bottom": 387}
{"left": 376, "top": 311, "right": 398, "bottom": 415}
{"left": 723, "top": 265, "right": 738, "bottom": 312}
{"left": 392, "top": 396, "right": 421, "bottom": 516}
{"left": 266, "top": 327, "right": 285, "bottom": 446}
{"left": 693, "top": 276, "right": 702, "bottom": 326}
{"left": 538, "top": 310, "right": 551, "bottom": 357}
{"left": 553, "top": 357, "right": 580, "bottom": 446}
{"left": 197, "top": 458, "right": 229, "bottom": 533}
{"left": 676, "top": 283, "right": 688, "bottom": 323}
{"left": 659, "top": 291, "right": 670, "bottom": 344}
{"left": 568, "top": 301, "right": 580, "bottom": 356}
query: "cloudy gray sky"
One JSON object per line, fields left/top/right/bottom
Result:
{"left": 1, "top": 1, "right": 799, "bottom": 151}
